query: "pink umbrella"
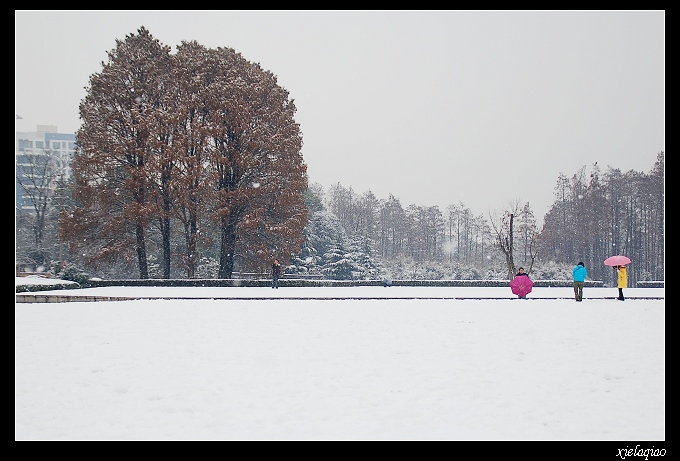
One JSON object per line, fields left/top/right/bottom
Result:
{"left": 604, "top": 255, "right": 632, "bottom": 266}
{"left": 510, "top": 275, "right": 533, "bottom": 298}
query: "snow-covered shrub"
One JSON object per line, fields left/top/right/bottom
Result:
{"left": 195, "top": 256, "right": 220, "bottom": 279}
{"left": 55, "top": 264, "right": 91, "bottom": 287}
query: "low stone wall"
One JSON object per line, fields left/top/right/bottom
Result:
{"left": 22, "top": 278, "right": 605, "bottom": 290}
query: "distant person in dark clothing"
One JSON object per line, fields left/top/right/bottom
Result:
{"left": 572, "top": 262, "right": 587, "bottom": 302}
{"left": 272, "top": 259, "right": 281, "bottom": 289}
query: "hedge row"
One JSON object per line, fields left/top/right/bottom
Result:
{"left": 19, "top": 279, "right": 667, "bottom": 293}
{"left": 82, "top": 278, "right": 605, "bottom": 288}
{"left": 15, "top": 281, "right": 81, "bottom": 293}
{"left": 635, "top": 281, "right": 665, "bottom": 288}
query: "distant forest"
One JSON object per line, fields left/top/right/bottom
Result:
{"left": 17, "top": 151, "right": 663, "bottom": 285}
{"left": 297, "top": 151, "right": 664, "bottom": 285}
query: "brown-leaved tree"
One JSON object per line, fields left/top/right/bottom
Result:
{"left": 62, "top": 27, "right": 307, "bottom": 279}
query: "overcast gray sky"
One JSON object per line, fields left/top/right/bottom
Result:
{"left": 15, "top": 10, "right": 664, "bottom": 223}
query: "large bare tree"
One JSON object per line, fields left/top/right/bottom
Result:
{"left": 64, "top": 27, "right": 171, "bottom": 278}
{"left": 16, "top": 148, "right": 60, "bottom": 268}
{"left": 62, "top": 28, "right": 307, "bottom": 279}
{"left": 490, "top": 200, "right": 538, "bottom": 280}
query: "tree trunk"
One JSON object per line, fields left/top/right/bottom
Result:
{"left": 186, "top": 216, "right": 198, "bottom": 278}
{"left": 136, "top": 221, "right": 149, "bottom": 279}
{"left": 219, "top": 213, "right": 239, "bottom": 279}
{"left": 161, "top": 214, "right": 171, "bottom": 279}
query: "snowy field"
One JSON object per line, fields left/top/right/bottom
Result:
{"left": 15, "top": 280, "right": 665, "bottom": 441}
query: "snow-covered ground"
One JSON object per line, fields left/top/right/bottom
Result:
{"left": 15, "top": 278, "right": 665, "bottom": 441}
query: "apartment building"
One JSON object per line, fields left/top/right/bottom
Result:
{"left": 15, "top": 125, "right": 76, "bottom": 213}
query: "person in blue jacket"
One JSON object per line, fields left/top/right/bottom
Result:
{"left": 572, "top": 261, "right": 587, "bottom": 302}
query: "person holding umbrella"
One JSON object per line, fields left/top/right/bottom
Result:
{"left": 604, "top": 255, "right": 631, "bottom": 301}
{"left": 572, "top": 261, "right": 587, "bottom": 302}
{"left": 511, "top": 267, "right": 533, "bottom": 299}
{"left": 616, "top": 265, "right": 628, "bottom": 301}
